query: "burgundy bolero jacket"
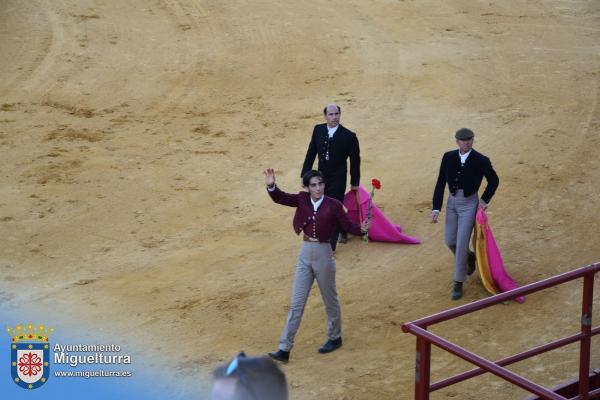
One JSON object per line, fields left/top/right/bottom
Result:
{"left": 267, "top": 186, "right": 362, "bottom": 242}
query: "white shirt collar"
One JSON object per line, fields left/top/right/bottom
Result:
{"left": 327, "top": 125, "right": 338, "bottom": 138}
{"left": 459, "top": 149, "right": 472, "bottom": 164}
{"left": 311, "top": 195, "right": 324, "bottom": 211}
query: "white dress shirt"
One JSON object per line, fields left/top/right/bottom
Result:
{"left": 311, "top": 195, "right": 324, "bottom": 211}
{"left": 459, "top": 149, "right": 472, "bottom": 165}
{"left": 327, "top": 125, "right": 338, "bottom": 138}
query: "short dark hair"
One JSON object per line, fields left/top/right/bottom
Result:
{"left": 302, "top": 170, "right": 325, "bottom": 187}
{"left": 213, "top": 354, "right": 288, "bottom": 400}
{"left": 323, "top": 105, "right": 341, "bottom": 115}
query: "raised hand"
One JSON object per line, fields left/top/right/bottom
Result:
{"left": 264, "top": 168, "right": 276, "bottom": 187}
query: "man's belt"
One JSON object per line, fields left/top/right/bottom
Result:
{"left": 303, "top": 234, "right": 321, "bottom": 243}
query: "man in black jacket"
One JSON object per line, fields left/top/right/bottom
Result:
{"left": 301, "top": 104, "right": 361, "bottom": 251}
{"left": 431, "top": 128, "right": 499, "bottom": 300}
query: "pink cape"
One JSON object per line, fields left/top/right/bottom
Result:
{"left": 343, "top": 186, "right": 420, "bottom": 244}
{"left": 476, "top": 208, "right": 525, "bottom": 303}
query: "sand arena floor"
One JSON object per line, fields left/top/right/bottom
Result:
{"left": 1, "top": 0, "right": 599, "bottom": 398}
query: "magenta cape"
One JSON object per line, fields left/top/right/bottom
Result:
{"left": 476, "top": 209, "right": 525, "bottom": 303}
{"left": 343, "top": 186, "right": 420, "bottom": 244}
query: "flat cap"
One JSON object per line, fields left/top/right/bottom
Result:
{"left": 455, "top": 128, "right": 474, "bottom": 140}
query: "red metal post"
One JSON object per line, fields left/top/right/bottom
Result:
{"left": 430, "top": 331, "right": 587, "bottom": 391}
{"left": 409, "top": 326, "right": 566, "bottom": 400}
{"left": 406, "top": 264, "right": 600, "bottom": 329}
{"left": 401, "top": 263, "right": 600, "bottom": 399}
{"left": 415, "top": 335, "right": 431, "bottom": 400}
{"left": 579, "top": 272, "right": 595, "bottom": 400}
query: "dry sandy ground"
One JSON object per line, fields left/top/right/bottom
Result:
{"left": 1, "top": 0, "right": 600, "bottom": 398}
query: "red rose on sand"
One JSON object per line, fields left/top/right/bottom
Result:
{"left": 371, "top": 178, "right": 381, "bottom": 190}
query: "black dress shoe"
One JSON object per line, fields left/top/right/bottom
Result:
{"left": 467, "top": 251, "right": 476, "bottom": 276}
{"left": 318, "top": 337, "right": 342, "bottom": 354}
{"left": 268, "top": 350, "right": 289, "bottom": 363}
{"left": 451, "top": 281, "right": 463, "bottom": 300}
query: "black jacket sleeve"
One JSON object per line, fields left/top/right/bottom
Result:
{"left": 432, "top": 153, "right": 447, "bottom": 211}
{"left": 348, "top": 132, "right": 360, "bottom": 186}
{"left": 480, "top": 157, "right": 499, "bottom": 204}
{"left": 301, "top": 126, "right": 318, "bottom": 178}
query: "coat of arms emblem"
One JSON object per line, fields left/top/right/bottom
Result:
{"left": 7, "top": 323, "right": 53, "bottom": 389}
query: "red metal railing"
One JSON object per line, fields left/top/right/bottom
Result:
{"left": 401, "top": 262, "right": 600, "bottom": 400}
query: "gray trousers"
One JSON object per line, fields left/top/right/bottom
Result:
{"left": 279, "top": 241, "right": 341, "bottom": 351}
{"left": 445, "top": 190, "right": 478, "bottom": 283}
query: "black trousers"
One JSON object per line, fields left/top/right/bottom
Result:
{"left": 324, "top": 178, "right": 347, "bottom": 251}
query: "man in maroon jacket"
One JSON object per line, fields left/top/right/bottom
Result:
{"left": 264, "top": 168, "right": 369, "bottom": 363}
